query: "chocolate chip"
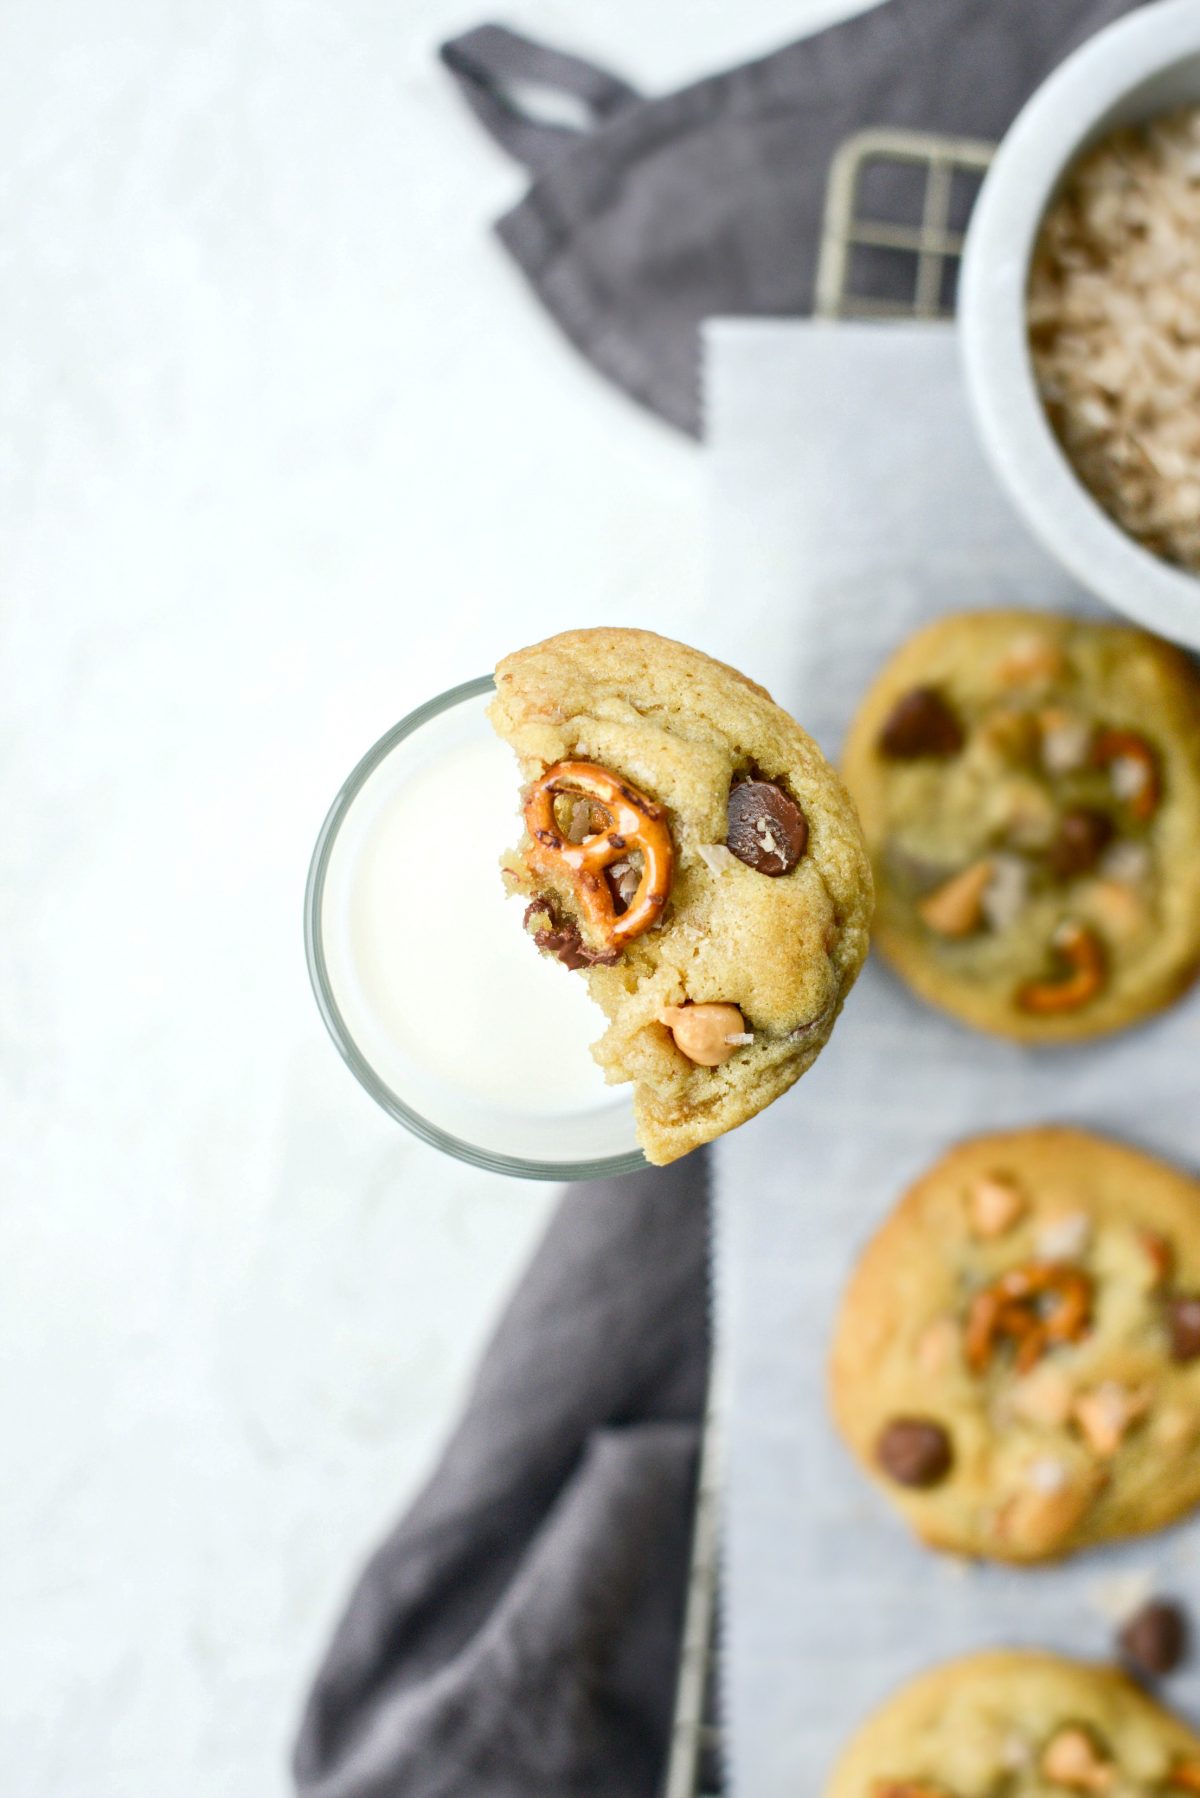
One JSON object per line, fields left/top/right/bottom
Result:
{"left": 1119, "top": 1599, "right": 1189, "bottom": 1678}
{"left": 726, "top": 779, "right": 808, "bottom": 876}
{"left": 878, "top": 687, "right": 965, "bottom": 759}
{"left": 1168, "top": 1294, "right": 1200, "bottom": 1363}
{"left": 875, "top": 1417, "right": 953, "bottom": 1488}
{"left": 523, "top": 899, "right": 620, "bottom": 970}
{"left": 1048, "top": 807, "right": 1114, "bottom": 879}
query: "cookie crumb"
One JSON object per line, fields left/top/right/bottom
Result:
{"left": 1088, "top": 1570, "right": 1156, "bottom": 1627}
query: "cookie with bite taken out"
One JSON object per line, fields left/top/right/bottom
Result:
{"left": 830, "top": 1127, "right": 1200, "bottom": 1563}
{"left": 489, "top": 627, "right": 873, "bottom": 1165}
{"left": 826, "top": 1651, "right": 1200, "bottom": 1798}
{"left": 841, "top": 610, "right": 1200, "bottom": 1040}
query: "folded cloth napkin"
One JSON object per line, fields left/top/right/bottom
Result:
{"left": 441, "top": 0, "right": 1146, "bottom": 436}
{"left": 293, "top": 1154, "right": 709, "bottom": 1798}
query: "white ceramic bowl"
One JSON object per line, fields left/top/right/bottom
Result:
{"left": 960, "top": 0, "right": 1200, "bottom": 648}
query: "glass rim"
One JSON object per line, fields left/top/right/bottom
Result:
{"left": 303, "top": 674, "right": 647, "bottom": 1183}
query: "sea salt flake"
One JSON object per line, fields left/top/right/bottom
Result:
{"left": 1027, "top": 1457, "right": 1070, "bottom": 1494}
{"left": 1041, "top": 714, "right": 1091, "bottom": 774}
{"left": 1110, "top": 753, "right": 1151, "bottom": 801}
{"left": 696, "top": 843, "right": 739, "bottom": 876}
{"left": 1099, "top": 840, "right": 1151, "bottom": 885}
{"left": 1037, "top": 1210, "right": 1092, "bottom": 1260}
{"left": 1001, "top": 1734, "right": 1033, "bottom": 1771}
{"left": 981, "top": 855, "right": 1030, "bottom": 932}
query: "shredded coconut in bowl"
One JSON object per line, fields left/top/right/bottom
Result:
{"left": 1027, "top": 106, "right": 1200, "bottom": 575}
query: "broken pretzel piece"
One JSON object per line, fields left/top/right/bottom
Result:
{"left": 918, "top": 860, "right": 994, "bottom": 937}
{"left": 1016, "top": 921, "right": 1105, "bottom": 1015}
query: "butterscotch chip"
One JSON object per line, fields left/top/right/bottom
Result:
{"left": 830, "top": 1127, "right": 1200, "bottom": 1563}
{"left": 917, "top": 861, "right": 993, "bottom": 938}
{"left": 842, "top": 611, "right": 1200, "bottom": 1042}
{"left": 659, "top": 1002, "right": 746, "bottom": 1068}
{"left": 1072, "top": 1383, "right": 1149, "bottom": 1458}
{"left": 826, "top": 1653, "right": 1200, "bottom": 1798}
{"left": 915, "top": 1316, "right": 959, "bottom": 1375}
{"left": 1010, "top": 1364, "right": 1074, "bottom": 1427}
{"left": 491, "top": 628, "right": 873, "bottom": 1165}
{"left": 968, "top": 1174, "right": 1026, "bottom": 1240}
{"left": 1041, "top": 1725, "right": 1114, "bottom": 1790}
{"left": 995, "top": 631, "right": 1068, "bottom": 688}
{"left": 995, "top": 1461, "right": 1101, "bottom": 1559}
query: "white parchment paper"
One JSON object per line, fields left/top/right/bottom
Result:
{"left": 706, "top": 321, "right": 1200, "bottom": 1797}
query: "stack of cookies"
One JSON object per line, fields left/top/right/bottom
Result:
{"left": 826, "top": 611, "right": 1200, "bottom": 1794}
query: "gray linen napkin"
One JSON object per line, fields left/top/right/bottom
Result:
{"left": 293, "top": 1156, "right": 709, "bottom": 1798}
{"left": 441, "top": 0, "right": 1146, "bottom": 436}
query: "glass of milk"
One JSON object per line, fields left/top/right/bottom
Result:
{"left": 305, "top": 677, "right": 644, "bottom": 1179}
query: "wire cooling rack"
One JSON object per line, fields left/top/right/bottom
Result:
{"left": 663, "top": 1381, "right": 725, "bottom": 1798}
{"left": 664, "top": 122, "right": 996, "bottom": 1798}
{"left": 815, "top": 127, "right": 995, "bottom": 321}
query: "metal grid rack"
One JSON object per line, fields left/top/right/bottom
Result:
{"left": 815, "top": 127, "right": 995, "bottom": 321}
{"left": 665, "top": 123, "right": 996, "bottom": 1798}
{"left": 663, "top": 1388, "right": 724, "bottom": 1798}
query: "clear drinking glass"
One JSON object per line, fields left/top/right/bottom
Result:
{"left": 304, "top": 677, "right": 645, "bottom": 1181}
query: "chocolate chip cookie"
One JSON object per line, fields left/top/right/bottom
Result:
{"left": 826, "top": 1652, "right": 1200, "bottom": 1797}
{"left": 831, "top": 1128, "right": 1200, "bottom": 1562}
{"left": 841, "top": 611, "right": 1200, "bottom": 1040}
{"left": 489, "top": 628, "right": 873, "bottom": 1165}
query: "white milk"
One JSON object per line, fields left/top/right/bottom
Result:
{"left": 317, "top": 689, "right": 636, "bottom": 1164}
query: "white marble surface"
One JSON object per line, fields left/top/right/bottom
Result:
{"left": 0, "top": 2, "right": 864, "bottom": 1793}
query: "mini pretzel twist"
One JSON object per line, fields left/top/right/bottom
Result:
{"left": 965, "top": 1261, "right": 1093, "bottom": 1375}
{"left": 524, "top": 760, "right": 674, "bottom": 951}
